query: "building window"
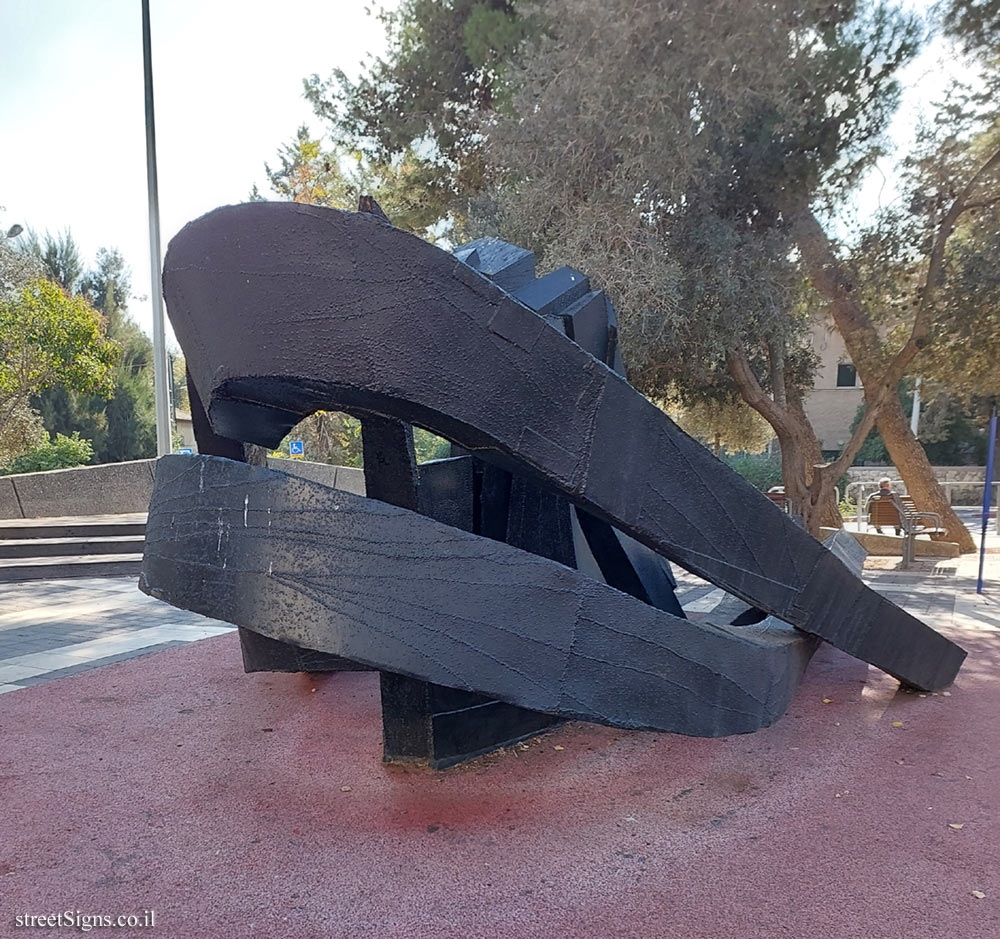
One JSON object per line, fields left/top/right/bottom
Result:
{"left": 836, "top": 363, "right": 857, "bottom": 388}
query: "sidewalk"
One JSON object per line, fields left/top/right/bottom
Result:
{"left": 0, "top": 578, "right": 232, "bottom": 693}
{"left": 0, "top": 541, "right": 997, "bottom": 938}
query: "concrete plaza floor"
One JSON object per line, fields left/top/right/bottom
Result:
{"left": 0, "top": 528, "right": 997, "bottom": 937}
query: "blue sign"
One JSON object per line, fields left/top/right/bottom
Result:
{"left": 177, "top": 447, "right": 194, "bottom": 455}
{"left": 289, "top": 440, "right": 305, "bottom": 458}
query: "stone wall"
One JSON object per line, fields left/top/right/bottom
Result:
{"left": 846, "top": 466, "right": 987, "bottom": 483}
{"left": 0, "top": 460, "right": 157, "bottom": 519}
{"left": 844, "top": 466, "right": 993, "bottom": 507}
{"left": 0, "top": 457, "right": 366, "bottom": 519}
{"left": 3, "top": 454, "right": 986, "bottom": 520}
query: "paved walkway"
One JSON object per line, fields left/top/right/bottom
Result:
{"left": 0, "top": 578, "right": 232, "bottom": 693}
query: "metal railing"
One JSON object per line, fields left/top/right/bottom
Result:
{"left": 846, "top": 479, "right": 1000, "bottom": 535}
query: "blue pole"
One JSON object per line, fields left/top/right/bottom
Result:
{"left": 978, "top": 403, "right": 998, "bottom": 594}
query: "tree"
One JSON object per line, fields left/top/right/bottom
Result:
{"left": 779, "top": 61, "right": 999, "bottom": 549}
{"left": 89, "top": 249, "right": 156, "bottom": 462}
{"left": 300, "top": 0, "right": 992, "bottom": 545}
{"left": 256, "top": 124, "right": 460, "bottom": 239}
{"left": 851, "top": 384, "right": 991, "bottom": 466}
{"left": 261, "top": 125, "right": 355, "bottom": 206}
{"left": 940, "top": 0, "right": 1000, "bottom": 60}
{"left": 1, "top": 225, "right": 42, "bottom": 298}
{"left": 0, "top": 279, "right": 118, "bottom": 449}
{"left": 304, "top": 0, "right": 533, "bottom": 237}
{"left": 23, "top": 229, "right": 83, "bottom": 292}
{"left": 666, "top": 397, "right": 774, "bottom": 457}
{"left": 275, "top": 410, "right": 363, "bottom": 466}
{"left": 35, "top": 248, "right": 157, "bottom": 463}
{"left": 0, "top": 400, "right": 47, "bottom": 469}
{"left": 482, "top": 0, "right": 928, "bottom": 536}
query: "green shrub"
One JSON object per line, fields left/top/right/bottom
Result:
{"left": 414, "top": 427, "right": 452, "bottom": 463}
{"left": 0, "top": 432, "right": 93, "bottom": 475}
{"left": 722, "top": 451, "right": 782, "bottom": 491}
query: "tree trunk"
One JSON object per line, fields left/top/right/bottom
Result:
{"left": 787, "top": 394, "right": 842, "bottom": 530}
{"left": 771, "top": 415, "right": 841, "bottom": 538}
{"left": 803, "top": 464, "right": 840, "bottom": 537}
{"left": 876, "top": 396, "right": 976, "bottom": 552}
{"left": 785, "top": 204, "right": 975, "bottom": 552}
{"left": 725, "top": 346, "right": 840, "bottom": 539}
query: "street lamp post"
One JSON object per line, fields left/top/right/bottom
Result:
{"left": 142, "top": 0, "right": 173, "bottom": 456}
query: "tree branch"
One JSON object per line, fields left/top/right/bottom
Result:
{"left": 766, "top": 339, "right": 787, "bottom": 410}
{"left": 725, "top": 345, "right": 795, "bottom": 436}
{"left": 823, "top": 401, "right": 879, "bottom": 480}
{"left": 918, "top": 143, "right": 1000, "bottom": 327}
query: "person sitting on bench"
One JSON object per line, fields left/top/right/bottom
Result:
{"left": 867, "top": 477, "right": 903, "bottom": 535}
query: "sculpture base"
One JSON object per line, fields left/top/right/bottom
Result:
{"left": 379, "top": 672, "right": 560, "bottom": 769}
{"left": 239, "top": 628, "right": 371, "bottom": 674}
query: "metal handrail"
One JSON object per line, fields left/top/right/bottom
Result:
{"left": 846, "top": 479, "right": 1000, "bottom": 534}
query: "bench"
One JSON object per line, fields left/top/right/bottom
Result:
{"left": 867, "top": 495, "right": 947, "bottom": 567}
{"left": 766, "top": 488, "right": 788, "bottom": 511}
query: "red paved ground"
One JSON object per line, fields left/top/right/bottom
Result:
{"left": 1, "top": 626, "right": 998, "bottom": 938}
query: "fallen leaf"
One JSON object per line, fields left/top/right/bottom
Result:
{"left": 972, "top": 891, "right": 986, "bottom": 900}
{"left": 340, "top": 785, "right": 352, "bottom": 792}
{"left": 823, "top": 698, "right": 833, "bottom": 704}
{"left": 891, "top": 721, "right": 904, "bottom": 728}
{"left": 553, "top": 745, "right": 565, "bottom": 751}
{"left": 942, "top": 691, "right": 952, "bottom": 697}
{"left": 835, "top": 792, "right": 842, "bottom": 798}
{"left": 949, "top": 823, "right": 964, "bottom": 830}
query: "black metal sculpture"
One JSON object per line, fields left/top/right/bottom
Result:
{"left": 140, "top": 200, "right": 965, "bottom": 768}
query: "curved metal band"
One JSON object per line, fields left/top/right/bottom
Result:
{"left": 142, "top": 455, "right": 817, "bottom": 736}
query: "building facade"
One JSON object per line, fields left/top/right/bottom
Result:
{"left": 802, "top": 319, "right": 864, "bottom": 457}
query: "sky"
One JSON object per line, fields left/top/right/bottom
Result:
{"left": 0, "top": 0, "right": 971, "bottom": 347}
{"left": 0, "top": 0, "right": 396, "bottom": 345}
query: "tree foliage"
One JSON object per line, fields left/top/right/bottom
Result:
{"left": 254, "top": 124, "right": 453, "bottom": 239}
{"left": 0, "top": 279, "right": 118, "bottom": 454}
{"left": 940, "top": 0, "right": 1000, "bottom": 59}
{"left": 273, "top": 411, "right": 449, "bottom": 467}
{"left": 666, "top": 397, "right": 774, "bottom": 456}
{"left": 285, "top": 0, "right": 994, "bottom": 545}
{"left": 32, "top": 246, "right": 157, "bottom": 464}
{"left": 480, "top": 0, "right": 923, "bottom": 533}
{"left": 0, "top": 279, "right": 117, "bottom": 400}
{"left": 0, "top": 431, "right": 93, "bottom": 475}
{"left": 303, "top": 0, "right": 533, "bottom": 236}
{"left": 23, "top": 229, "right": 83, "bottom": 292}
{"left": 0, "top": 400, "right": 46, "bottom": 469}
